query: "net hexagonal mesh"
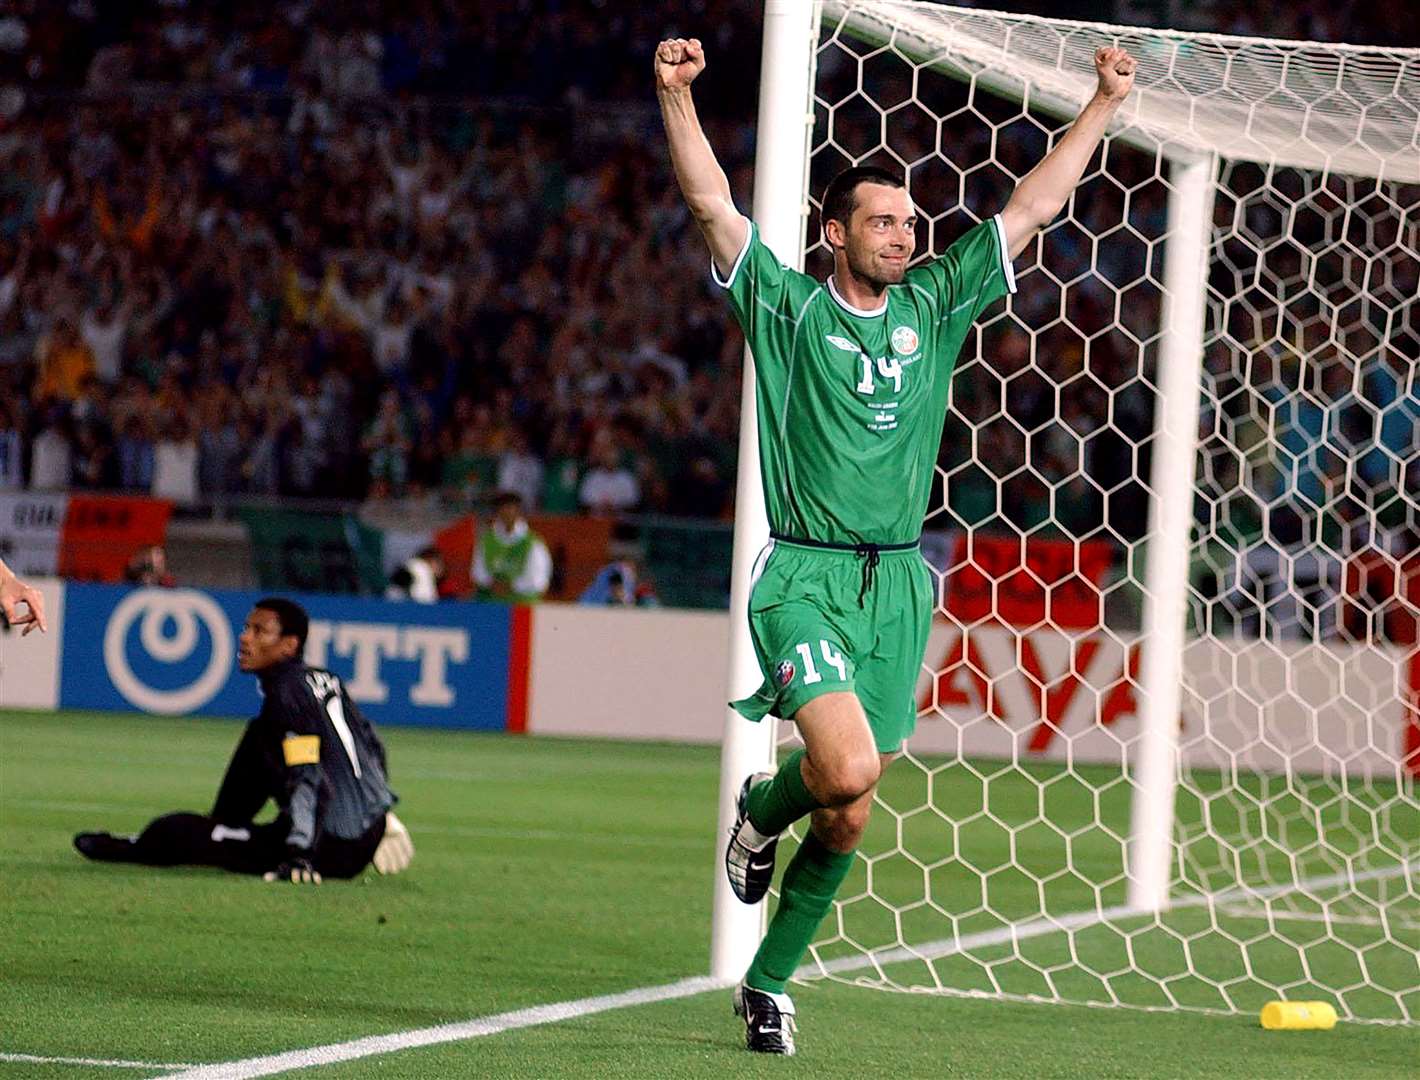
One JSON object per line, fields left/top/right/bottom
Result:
{"left": 772, "top": 1, "right": 1420, "bottom": 1023}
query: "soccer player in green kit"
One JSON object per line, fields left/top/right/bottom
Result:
{"left": 656, "top": 35, "right": 1136, "bottom": 1054}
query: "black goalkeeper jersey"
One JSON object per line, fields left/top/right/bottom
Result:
{"left": 214, "top": 660, "right": 396, "bottom": 855}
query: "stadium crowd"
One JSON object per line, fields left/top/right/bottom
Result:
{"left": 0, "top": 0, "right": 1414, "bottom": 570}
{"left": 1, "top": 1, "right": 762, "bottom": 516}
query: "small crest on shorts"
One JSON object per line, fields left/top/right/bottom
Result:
{"left": 775, "top": 660, "right": 796, "bottom": 687}
{"left": 891, "top": 325, "right": 920, "bottom": 355}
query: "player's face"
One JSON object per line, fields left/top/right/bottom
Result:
{"left": 238, "top": 608, "right": 297, "bottom": 672}
{"left": 839, "top": 183, "right": 917, "bottom": 288}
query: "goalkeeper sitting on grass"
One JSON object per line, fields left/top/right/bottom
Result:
{"left": 74, "top": 598, "right": 414, "bottom": 884}
{"left": 656, "top": 36, "right": 1135, "bottom": 1054}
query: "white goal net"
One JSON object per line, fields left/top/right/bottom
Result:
{"left": 757, "top": 0, "right": 1420, "bottom": 1023}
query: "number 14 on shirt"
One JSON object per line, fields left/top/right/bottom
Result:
{"left": 856, "top": 355, "right": 903, "bottom": 395}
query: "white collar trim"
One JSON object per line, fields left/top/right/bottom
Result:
{"left": 826, "top": 274, "right": 888, "bottom": 318}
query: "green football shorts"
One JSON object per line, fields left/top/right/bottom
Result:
{"left": 730, "top": 536, "right": 934, "bottom": 753}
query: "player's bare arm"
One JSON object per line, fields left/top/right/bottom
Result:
{"left": 655, "top": 37, "right": 749, "bottom": 277}
{"left": 999, "top": 47, "right": 1137, "bottom": 259}
{"left": 0, "top": 557, "right": 46, "bottom": 635}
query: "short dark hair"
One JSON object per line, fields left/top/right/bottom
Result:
{"left": 821, "top": 165, "right": 906, "bottom": 230}
{"left": 493, "top": 490, "right": 523, "bottom": 510}
{"left": 254, "top": 597, "right": 309, "bottom": 656}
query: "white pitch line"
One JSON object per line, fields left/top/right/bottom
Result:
{"left": 415, "top": 822, "right": 705, "bottom": 851}
{"left": 150, "top": 859, "right": 1416, "bottom": 1078}
{"left": 155, "top": 976, "right": 727, "bottom": 1080}
{"left": 1212, "top": 903, "right": 1420, "bottom": 932}
{"left": 0, "top": 1052, "right": 194, "bottom": 1070}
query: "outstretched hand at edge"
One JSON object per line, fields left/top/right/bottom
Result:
{"left": 372, "top": 812, "right": 415, "bottom": 875}
{"left": 0, "top": 563, "right": 46, "bottom": 635}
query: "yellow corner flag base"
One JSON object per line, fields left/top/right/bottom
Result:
{"left": 1260, "top": 1001, "right": 1338, "bottom": 1030}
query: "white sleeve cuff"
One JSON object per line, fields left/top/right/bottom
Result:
{"left": 710, "top": 218, "right": 754, "bottom": 289}
{"left": 990, "top": 214, "right": 1018, "bottom": 294}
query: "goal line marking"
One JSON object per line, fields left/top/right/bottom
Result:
{"left": 150, "top": 860, "right": 1413, "bottom": 1078}
{"left": 1211, "top": 903, "right": 1420, "bottom": 932}
{"left": 0, "top": 1052, "right": 195, "bottom": 1070}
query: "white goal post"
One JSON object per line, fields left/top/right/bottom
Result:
{"left": 711, "top": 0, "right": 822, "bottom": 981}
{"left": 713, "top": 0, "right": 1420, "bottom": 1022}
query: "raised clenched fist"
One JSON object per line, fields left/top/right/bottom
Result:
{"left": 1094, "top": 46, "right": 1137, "bottom": 101}
{"left": 655, "top": 37, "right": 706, "bottom": 91}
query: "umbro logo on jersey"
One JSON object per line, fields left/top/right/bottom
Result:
{"left": 824, "top": 334, "right": 859, "bottom": 352}
{"left": 891, "top": 325, "right": 920, "bottom": 354}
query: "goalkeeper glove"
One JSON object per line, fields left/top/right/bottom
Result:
{"left": 372, "top": 812, "right": 414, "bottom": 875}
{"left": 264, "top": 853, "right": 322, "bottom": 885}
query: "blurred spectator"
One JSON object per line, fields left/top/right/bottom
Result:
{"left": 124, "top": 546, "right": 176, "bottom": 588}
{"left": 69, "top": 374, "right": 107, "bottom": 427}
{"left": 363, "top": 390, "right": 412, "bottom": 497}
{"left": 472, "top": 492, "right": 552, "bottom": 603}
{"left": 579, "top": 432, "right": 641, "bottom": 514}
{"left": 280, "top": 418, "right": 323, "bottom": 498}
{"left": 666, "top": 445, "right": 732, "bottom": 519}
{"left": 153, "top": 417, "right": 200, "bottom": 503}
{"left": 199, "top": 404, "right": 242, "bottom": 496}
{"left": 80, "top": 287, "right": 132, "bottom": 383}
{"left": 540, "top": 424, "right": 583, "bottom": 514}
{"left": 117, "top": 415, "right": 155, "bottom": 492}
{"left": 386, "top": 545, "right": 445, "bottom": 603}
{"left": 0, "top": 404, "right": 23, "bottom": 489}
{"left": 1357, "top": 350, "right": 1420, "bottom": 493}
{"left": 497, "top": 428, "right": 544, "bottom": 512}
{"left": 441, "top": 425, "right": 496, "bottom": 507}
{"left": 29, "top": 417, "right": 72, "bottom": 490}
{"left": 34, "top": 317, "right": 95, "bottom": 404}
{"left": 373, "top": 297, "right": 414, "bottom": 377}
{"left": 238, "top": 416, "right": 280, "bottom": 496}
{"left": 72, "top": 419, "right": 114, "bottom": 489}
{"left": 580, "top": 560, "right": 660, "bottom": 607}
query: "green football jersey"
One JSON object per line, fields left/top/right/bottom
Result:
{"left": 716, "top": 216, "right": 1015, "bottom": 545}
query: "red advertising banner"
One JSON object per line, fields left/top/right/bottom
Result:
{"left": 942, "top": 532, "right": 1114, "bottom": 630}
{"left": 532, "top": 514, "right": 612, "bottom": 600}
{"left": 926, "top": 533, "right": 1122, "bottom": 751}
{"left": 433, "top": 516, "right": 477, "bottom": 598}
{"left": 56, "top": 495, "right": 173, "bottom": 583}
{"left": 923, "top": 533, "right": 1417, "bottom": 777}
{"left": 918, "top": 624, "right": 1142, "bottom": 754}
{"left": 1343, "top": 548, "right": 1420, "bottom": 776}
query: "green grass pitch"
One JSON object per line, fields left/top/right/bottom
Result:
{"left": 1, "top": 710, "right": 1415, "bottom": 1078}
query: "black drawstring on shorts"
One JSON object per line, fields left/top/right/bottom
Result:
{"left": 770, "top": 532, "right": 919, "bottom": 609}
{"left": 853, "top": 543, "right": 881, "bottom": 607}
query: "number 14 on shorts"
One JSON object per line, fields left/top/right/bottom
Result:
{"left": 794, "top": 640, "right": 848, "bottom": 686}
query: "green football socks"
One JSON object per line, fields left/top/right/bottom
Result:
{"left": 744, "top": 832, "right": 855, "bottom": 993}
{"left": 745, "top": 749, "right": 820, "bottom": 836}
